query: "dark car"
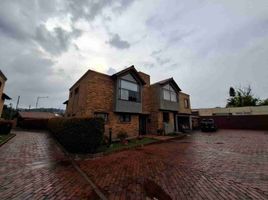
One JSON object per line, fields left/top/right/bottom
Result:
{"left": 200, "top": 118, "right": 217, "bottom": 132}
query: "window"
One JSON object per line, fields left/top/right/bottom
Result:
{"left": 184, "top": 99, "right": 189, "bottom": 108}
{"left": 119, "top": 79, "right": 140, "bottom": 102}
{"left": 0, "top": 81, "right": 2, "bottom": 88}
{"left": 163, "top": 112, "right": 169, "bottom": 123}
{"left": 162, "top": 84, "right": 177, "bottom": 102}
{"left": 119, "top": 114, "right": 131, "bottom": 122}
{"left": 94, "top": 112, "right": 108, "bottom": 123}
{"left": 70, "top": 92, "right": 72, "bottom": 98}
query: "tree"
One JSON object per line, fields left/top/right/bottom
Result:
{"left": 226, "top": 86, "right": 260, "bottom": 107}
{"left": 259, "top": 98, "right": 268, "bottom": 106}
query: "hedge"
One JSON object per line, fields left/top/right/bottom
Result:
{"left": 0, "top": 120, "right": 13, "bottom": 135}
{"left": 48, "top": 117, "right": 104, "bottom": 154}
{"left": 18, "top": 119, "right": 49, "bottom": 130}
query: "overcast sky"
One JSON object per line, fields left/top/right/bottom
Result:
{"left": 1, "top": 0, "right": 268, "bottom": 109}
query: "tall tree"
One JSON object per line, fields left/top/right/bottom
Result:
{"left": 226, "top": 86, "right": 259, "bottom": 107}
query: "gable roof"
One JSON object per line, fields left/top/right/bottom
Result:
{"left": 18, "top": 112, "right": 58, "bottom": 119}
{"left": 111, "top": 65, "right": 146, "bottom": 85}
{"left": 2, "top": 93, "right": 11, "bottom": 100}
{"left": 0, "top": 70, "right": 7, "bottom": 81}
{"left": 152, "top": 77, "right": 181, "bottom": 92}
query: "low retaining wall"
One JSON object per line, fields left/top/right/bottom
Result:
{"left": 201, "top": 115, "right": 268, "bottom": 130}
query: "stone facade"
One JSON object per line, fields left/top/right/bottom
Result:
{"left": 65, "top": 66, "right": 191, "bottom": 138}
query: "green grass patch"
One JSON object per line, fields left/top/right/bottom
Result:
{"left": 99, "top": 137, "right": 158, "bottom": 153}
{"left": 0, "top": 134, "right": 15, "bottom": 146}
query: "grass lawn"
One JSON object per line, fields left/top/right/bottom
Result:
{"left": 0, "top": 134, "right": 15, "bottom": 146}
{"left": 99, "top": 137, "right": 159, "bottom": 153}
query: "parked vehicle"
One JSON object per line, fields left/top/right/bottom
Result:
{"left": 200, "top": 119, "right": 217, "bottom": 132}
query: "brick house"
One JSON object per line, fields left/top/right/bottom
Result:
{"left": 64, "top": 66, "right": 191, "bottom": 138}
{"left": 0, "top": 70, "right": 11, "bottom": 117}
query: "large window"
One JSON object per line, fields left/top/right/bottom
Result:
{"left": 119, "top": 114, "right": 131, "bottom": 122}
{"left": 162, "top": 84, "right": 177, "bottom": 102}
{"left": 94, "top": 112, "right": 108, "bottom": 123}
{"left": 119, "top": 79, "right": 140, "bottom": 102}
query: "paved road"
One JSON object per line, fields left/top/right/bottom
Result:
{"left": 78, "top": 130, "right": 268, "bottom": 200}
{"left": 0, "top": 130, "right": 97, "bottom": 200}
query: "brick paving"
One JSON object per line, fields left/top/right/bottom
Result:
{"left": 0, "top": 130, "right": 98, "bottom": 200}
{"left": 78, "top": 130, "right": 268, "bottom": 200}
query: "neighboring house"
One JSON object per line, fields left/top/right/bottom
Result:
{"left": 64, "top": 66, "right": 192, "bottom": 137}
{"left": 192, "top": 106, "right": 268, "bottom": 116}
{"left": 17, "top": 111, "right": 60, "bottom": 129}
{"left": 0, "top": 70, "right": 11, "bottom": 117}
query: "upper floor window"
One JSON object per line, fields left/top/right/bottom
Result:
{"left": 119, "top": 79, "right": 140, "bottom": 102}
{"left": 162, "top": 84, "right": 177, "bottom": 102}
{"left": 184, "top": 99, "right": 190, "bottom": 108}
{"left": 0, "top": 81, "right": 2, "bottom": 88}
{"left": 70, "top": 92, "right": 73, "bottom": 98}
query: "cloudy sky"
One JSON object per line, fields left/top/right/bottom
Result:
{"left": 1, "top": 0, "right": 268, "bottom": 109}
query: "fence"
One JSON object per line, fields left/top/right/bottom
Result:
{"left": 201, "top": 115, "right": 268, "bottom": 130}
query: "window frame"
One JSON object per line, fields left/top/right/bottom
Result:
{"left": 162, "top": 84, "right": 177, "bottom": 102}
{"left": 94, "top": 112, "right": 109, "bottom": 123}
{"left": 118, "top": 79, "right": 141, "bottom": 102}
{"left": 184, "top": 98, "right": 189, "bottom": 108}
{"left": 119, "top": 114, "right": 131, "bottom": 123}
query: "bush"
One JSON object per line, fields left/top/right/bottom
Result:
{"left": 48, "top": 117, "right": 104, "bottom": 154}
{"left": 0, "top": 120, "right": 13, "bottom": 135}
{"left": 117, "top": 131, "right": 128, "bottom": 142}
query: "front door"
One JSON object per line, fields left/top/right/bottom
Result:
{"left": 139, "top": 115, "right": 147, "bottom": 135}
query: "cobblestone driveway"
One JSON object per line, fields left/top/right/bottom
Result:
{"left": 78, "top": 130, "right": 268, "bottom": 200}
{"left": 1, "top": 130, "right": 267, "bottom": 200}
{"left": 0, "top": 131, "right": 97, "bottom": 200}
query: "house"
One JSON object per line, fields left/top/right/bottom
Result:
{"left": 64, "top": 66, "right": 192, "bottom": 138}
{"left": 192, "top": 106, "right": 268, "bottom": 116}
{"left": 0, "top": 70, "right": 11, "bottom": 117}
{"left": 17, "top": 111, "right": 60, "bottom": 129}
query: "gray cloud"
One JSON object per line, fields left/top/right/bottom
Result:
{"left": 66, "top": 0, "right": 136, "bottom": 21}
{"left": 107, "top": 33, "right": 130, "bottom": 49}
{"left": 35, "top": 25, "right": 82, "bottom": 55}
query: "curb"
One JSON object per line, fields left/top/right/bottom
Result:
{"left": 0, "top": 134, "right": 16, "bottom": 147}
{"left": 50, "top": 133, "right": 108, "bottom": 200}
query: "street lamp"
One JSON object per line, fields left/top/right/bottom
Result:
{"left": 36, "top": 96, "right": 49, "bottom": 108}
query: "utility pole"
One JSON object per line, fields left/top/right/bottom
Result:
{"left": 36, "top": 96, "right": 49, "bottom": 108}
{"left": 16, "top": 96, "right": 20, "bottom": 110}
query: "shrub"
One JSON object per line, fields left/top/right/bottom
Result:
{"left": 18, "top": 119, "right": 48, "bottom": 130}
{"left": 48, "top": 117, "right": 104, "bottom": 154}
{"left": 117, "top": 131, "right": 128, "bottom": 142}
{"left": 0, "top": 120, "right": 13, "bottom": 135}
